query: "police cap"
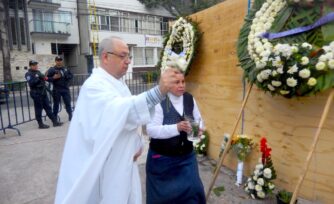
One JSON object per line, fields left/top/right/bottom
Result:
{"left": 29, "top": 60, "right": 38, "bottom": 66}
{"left": 55, "top": 56, "right": 63, "bottom": 61}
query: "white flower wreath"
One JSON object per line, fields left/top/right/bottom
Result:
{"left": 159, "top": 17, "right": 199, "bottom": 74}
{"left": 238, "top": 0, "right": 334, "bottom": 98}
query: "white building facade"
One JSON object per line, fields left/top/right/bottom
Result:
{"left": 89, "top": 0, "right": 174, "bottom": 73}
{"left": 0, "top": 0, "right": 81, "bottom": 80}
{"left": 0, "top": 0, "right": 173, "bottom": 81}
{"left": 27, "top": 0, "right": 80, "bottom": 74}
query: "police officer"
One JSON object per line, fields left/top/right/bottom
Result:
{"left": 25, "top": 60, "right": 63, "bottom": 129}
{"left": 47, "top": 56, "right": 73, "bottom": 121}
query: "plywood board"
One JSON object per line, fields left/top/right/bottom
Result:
{"left": 186, "top": 0, "right": 334, "bottom": 202}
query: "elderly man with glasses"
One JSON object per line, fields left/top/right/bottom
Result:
{"left": 55, "top": 36, "right": 180, "bottom": 204}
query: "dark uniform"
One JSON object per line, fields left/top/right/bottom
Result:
{"left": 25, "top": 60, "right": 62, "bottom": 129}
{"left": 47, "top": 56, "right": 73, "bottom": 121}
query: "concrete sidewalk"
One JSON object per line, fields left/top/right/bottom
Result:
{"left": 0, "top": 111, "right": 313, "bottom": 204}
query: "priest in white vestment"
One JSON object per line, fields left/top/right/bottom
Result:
{"left": 55, "top": 36, "right": 179, "bottom": 204}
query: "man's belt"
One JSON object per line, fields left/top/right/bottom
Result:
{"left": 149, "top": 134, "right": 193, "bottom": 157}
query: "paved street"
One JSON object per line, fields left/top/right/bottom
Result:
{"left": 0, "top": 111, "right": 313, "bottom": 204}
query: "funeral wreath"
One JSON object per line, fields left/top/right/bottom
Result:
{"left": 237, "top": 0, "right": 334, "bottom": 98}
{"left": 159, "top": 17, "right": 201, "bottom": 75}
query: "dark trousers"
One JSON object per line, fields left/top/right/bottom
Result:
{"left": 31, "top": 92, "right": 55, "bottom": 123}
{"left": 52, "top": 89, "right": 72, "bottom": 117}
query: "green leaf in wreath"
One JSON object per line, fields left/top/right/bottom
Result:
{"left": 270, "top": 6, "right": 294, "bottom": 33}
{"left": 271, "top": 6, "right": 322, "bottom": 45}
{"left": 306, "top": 28, "right": 324, "bottom": 48}
{"left": 314, "top": 71, "right": 334, "bottom": 92}
{"left": 321, "top": 7, "right": 334, "bottom": 44}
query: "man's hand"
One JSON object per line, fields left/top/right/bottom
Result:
{"left": 133, "top": 147, "right": 143, "bottom": 162}
{"left": 53, "top": 73, "right": 61, "bottom": 80}
{"left": 158, "top": 68, "right": 180, "bottom": 95}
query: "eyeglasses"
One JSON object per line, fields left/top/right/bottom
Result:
{"left": 106, "top": 52, "right": 132, "bottom": 60}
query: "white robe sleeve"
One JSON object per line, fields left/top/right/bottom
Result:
{"left": 55, "top": 74, "right": 153, "bottom": 204}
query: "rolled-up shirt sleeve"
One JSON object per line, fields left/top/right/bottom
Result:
{"left": 146, "top": 104, "right": 180, "bottom": 139}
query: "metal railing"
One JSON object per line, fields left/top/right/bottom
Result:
{"left": 0, "top": 71, "right": 159, "bottom": 136}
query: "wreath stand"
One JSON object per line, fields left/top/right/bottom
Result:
{"left": 206, "top": 83, "right": 253, "bottom": 199}
{"left": 205, "top": 85, "right": 334, "bottom": 203}
{"left": 290, "top": 89, "right": 334, "bottom": 204}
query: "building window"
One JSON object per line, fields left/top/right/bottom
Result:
{"left": 120, "top": 14, "right": 135, "bottom": 33}
{"left": 133, "top": 47, "right": 144, "bottom": 65}
{"left": 9, "top": 0, "right": 24, "bottom": 10}
{"left": 145, "top": 48, "right": 154, "bottom": 65}
{"left": 161, "top": 18, "right": 169, "bottom": 35}
{"left": 18, "top": 0, "right": 24, "bottom": 10}
{"left": 110, "top": 16, "right": 119, "bottom": 31}
{"left": 9, "top": 1, "right": 15, "bottom": 9}
{"left": 10, "top": 17, "right": 17, "bottom": 45}
{"left": 92, "top": 8, "right": 173, "bottom": 35}
{"left": 19, "top": 18, "right": 26, "bottom": 45}
{"left": 58, "top": 11, "right": 72, "bottom": 24}
{"left": 133, "top": 47, "right": 156, "bottom": 66}
{"left": 99, "top": 15, "right": 109, "bottom": 30}
{"left": 32, "top": 10, "right": 71, "bottom": 34}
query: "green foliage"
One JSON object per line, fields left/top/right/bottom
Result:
{"left": 237, "top": 0, "right": 265, "bottom": 82}
{"left": 314, "top": 70, "right": 334, "bottom": 93}
{"left": 237, "top": 0, "right": 334, "bottom": 98}
{"left": 141, "top": 71, "right": 159, "bottom": 83}
{"left": 213, "top": 185, "right": 225, "bottom": 197}
{"left": 277, "top": 190, "right": 293, "bottom": 203}
{"left": 231, "top": 135, "right": 254, "bottom": 161}
{"left": 138, "top": 0, "right": 225, "bottom": 16}
{"left": 270, "top": 5, "right": 323, "bottom": 46}
{"left": 321, "top": 6, "right": 334, "bottom": 44}
{"left": 157, "top": 16, "right": 202, "bottom": 75}
{"left": 270, "top": 6, "right": 294, "bottom": 33}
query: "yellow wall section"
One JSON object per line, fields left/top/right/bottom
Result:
{"left": 185, "top": 0, "right": 334, "bottom": 203}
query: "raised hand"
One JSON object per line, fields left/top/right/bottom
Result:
{"left": 158, "top": 68, "right": 181, "bottom": 95}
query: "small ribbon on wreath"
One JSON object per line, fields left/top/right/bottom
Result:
{"left": 260, "top": 12, "right": 334, "bottom": 40}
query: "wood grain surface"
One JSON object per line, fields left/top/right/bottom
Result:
{"left": 185, "top": 0, "right": 334, "bottom": 203}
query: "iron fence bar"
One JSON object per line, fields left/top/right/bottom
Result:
{"left": 0, "top": 102, "right": 4, "bottom": 134}
{"left": 25, "top": 83, "right": 32, "bottom": 120}
{"left": 11, "top": 84, "right": 19, "bottom": 125}
{"left": 18, "top": 82, "right": 25, "bottom": 122}
{"left": 0, "top": 71, "right": 155, "bottom": 136}
{"left": 3, "top": 84, "right": 21, "bottom": 136}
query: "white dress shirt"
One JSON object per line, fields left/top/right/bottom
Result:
{"left": 147, "top": 92, "right": 204, "bottom": 139}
